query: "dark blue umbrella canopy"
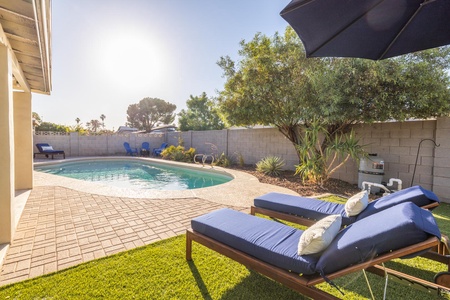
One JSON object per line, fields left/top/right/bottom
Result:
{"left": 280, "top": 0, "right": 450, "bottom": 60}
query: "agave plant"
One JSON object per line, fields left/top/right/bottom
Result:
{"left": 256, "top": 156, "right": 285, "bottom": 176}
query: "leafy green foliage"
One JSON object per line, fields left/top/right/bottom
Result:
{"left": 33, "top": 112, "right": 112, "bottom": 135}
{"left": 256, "top": 156, "right": 285, "bottom": 176}
{"left": 235, "top": 152, "right": 245, "bottom": 167}
{"left": 308, "top": 50, "right": 450, "bottom": 125}
{"left": 178, "top": 92, "right": 225, "bottom": 131}
{"left": 161, "top": 145, "right": 196, "bottom": 162}
{"left": 295, "top": 120, "right": 366, "bottom": 184}
{"left": 214, "top": 152, "right": 232, "bottom": 167}
{"left": 217, "top": 28, "right": 313, "bottom": 134}
{"left": 217, "top": 27, "right": 450, "bottom": 183}
{"left": 126, "top": 97, "right": 176, "bottom": 132}
{"left": 32, "top": 112, "right": 42, "bottom": 123}
{"left": 35, "top": 121, "right": 71, "bottom": 133}
{"left": 86, "top": 119, "right": 102, "bottom": 133}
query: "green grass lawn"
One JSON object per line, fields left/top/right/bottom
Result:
{"left": 0, "top": 202, "right": 449, "bottom": 299}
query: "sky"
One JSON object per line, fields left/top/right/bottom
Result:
{"left": 32, "top": 0, "right": 290, "bottom": 131}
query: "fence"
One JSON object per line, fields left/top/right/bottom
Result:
{"left": 34, "top": 117, "right": 450, "bottom": 203}
{"left": 34, "top": 131, "right": 166, "bottom": 156}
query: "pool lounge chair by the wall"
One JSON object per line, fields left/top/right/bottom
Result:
{"left": 34, "top": 143, "right": 65, "bottom": 159}
{"left": 123, "top": 142, "right": 138, "bottom": 156}
{"left": 152, "top": 142, "right": 168, "bottom": 156}
{"left": 140, "top": 142, "right": 150, "bottom": 156}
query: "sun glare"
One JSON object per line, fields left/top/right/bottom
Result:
{"left": 97, "top": 29, "right": 167, "bottom": 89}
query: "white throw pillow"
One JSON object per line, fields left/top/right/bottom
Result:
{"left": 41, "top": 146, "right": 54, "bottom": 151}
{"left": 345, "top": 190, "right": 369, "bottom": 217}
{"left": 297, "top": 214, "right": 342, "bottom": 255}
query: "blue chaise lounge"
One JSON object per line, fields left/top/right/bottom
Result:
{"left": 251, "top": 185, "right": 440, "bottom": 227}
{"left": 34, "top": 143, "right": 65, "bottom": 159}
{"left": 187, "top": 203, "right": 445, "bottom": 299}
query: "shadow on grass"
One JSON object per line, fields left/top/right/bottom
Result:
{"left": 187, "top": 260, "right": 212, "bottom": 300}
{"left": 188, "top": 259, "right": 323, "bottom": 300}
{"left": 188, "top": 257, "right": 308, "bottom": 300}
{"left": 385, "top": 259, "right": 441, "bottom": 282}
{"left": 220, "top": 271, "right": 309, "bottom": 300}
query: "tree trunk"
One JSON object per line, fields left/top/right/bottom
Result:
{"left": 276, "top": 124, "right": 303, "bottom": 163}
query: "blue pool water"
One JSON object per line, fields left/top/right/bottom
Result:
{"left": 34, "top": 159, "right": 232, "bottom": 190}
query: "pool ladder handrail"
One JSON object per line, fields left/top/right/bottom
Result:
{"left": 194, "top": 154, "right": 214, "bottom": 168}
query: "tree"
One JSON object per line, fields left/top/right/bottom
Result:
{"left": 35, "top": 122, "right": 70, "bottom": 133}
{"left": 33, "top": 112, "right": 42, "bottom": 123}
{"left": 178, "top": 93, "right": 225, "bottom": 131}
{"left": 218, "top": 28, "right": 316, "bottom": 146}
{"left": 73, "top": 117, "right": 84, "bottom": 133}
{"left": 306, "top": 50, "right": 450, "bottom": 129}
{"left": 100, "top": 114, "right": 106, "bottom": 128}
{"left": 217, "top": 27, "right": 450, "bottom": 183}
{"left": 126, "top": 97, "right": 176, "bottom": 132}
{"left": 86, "top": 119, "right": 101, "bottom": 133}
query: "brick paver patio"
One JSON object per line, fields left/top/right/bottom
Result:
{"left": 0, "top": 186, "right": 243, "bottom": 286}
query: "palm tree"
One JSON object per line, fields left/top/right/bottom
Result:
{"left": 100, "top": 114, "right": 106, "bottom": 128}
{"left": 87, "top": 119, "right": 101, "bottom": 133}
{"left": 74, "top": 117, "right": 82, "bottom": 132}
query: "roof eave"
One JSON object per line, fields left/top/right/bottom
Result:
{"left": 32, "top": 0, "right": 51, "bottom": 94}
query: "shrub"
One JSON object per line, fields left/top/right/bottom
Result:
{"left": 161, "top": 145, "right": 196, "bottom": 162}
{"left": 184, "top": 147, "right": 196, "bottom": 162}
{"left": 214, "top": 152, "right": 232, "bottom": 167}
{"left": 235, "top": 152, "right": 245, "bottom": 167}
{"left": 294, "top": 120, "right": 366, "bottom": 185}
{"left": 256, "top": 156, "right": 285, "bottom": 176}
{"left": 161, "top": 145, "right": 178, "bottom": 160}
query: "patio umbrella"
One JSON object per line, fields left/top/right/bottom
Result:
{"left": 280, "top": 0, "right": 450, "bottom": 60}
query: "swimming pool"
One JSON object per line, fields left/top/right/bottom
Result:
{"left": 34, "top": 158, "right": 233, "bottom": 190}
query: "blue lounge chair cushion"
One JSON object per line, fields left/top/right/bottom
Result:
{"left": 36, "top": 143, "right": 65, "bottom": 154}
{"left": 191, "top": 208, "right": 319, "bottom": 275}
{"left": 254, "top": 185, "right": 439, "bottom": 226}
{"left": 355, "top": 185, "right": 440, "bottom": 221}
{"left": 316, "top": 202, "right": 441, "bottom": 275}
{"left": 254, "top": 193, "right": 356, "bottom": 225}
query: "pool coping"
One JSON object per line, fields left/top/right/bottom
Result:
{"left": 34, "top": 156, "right": 299, "bottom": 208}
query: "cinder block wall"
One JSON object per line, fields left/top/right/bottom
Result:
{"left": 434, "top": 118, "right": 450, "bottom": 202}
{"left": 356, "top": 120, "right": 437, "bottom": 190}
{"left": 34, "top": 133, "right": 165, "bottom": 156}
{"left": 332, "top": 119, "right": 447, "bottom": 201}
{"left": 33, "top": 118, "right": 450, "bottom": 202}
{"left": 227, "top": 128, "right": 298, "bottom": 168}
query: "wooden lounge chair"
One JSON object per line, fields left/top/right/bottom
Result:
{"left": 250, "top": 185, "right": 450, "bottom": 272}
{"left": 187, "top": 203, "right": 449, "bottom": 299}
{"left": 34, "top": 143, "right": 65, "bottom": 159}
{"left": 251, "top": 185, "right": 440, "bottom": 227}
